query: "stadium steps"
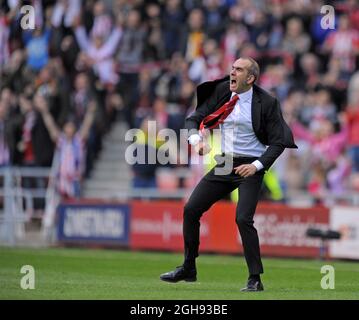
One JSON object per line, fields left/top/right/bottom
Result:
{"left": 83, "top": 181, "right": 130, "bottom": 192}
{"left": 82, "top": 121, "right": 132, "bottom": 199}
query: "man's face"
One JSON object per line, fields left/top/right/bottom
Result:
{"left": 229, "top": 58, "right": 252, "bottom": 93}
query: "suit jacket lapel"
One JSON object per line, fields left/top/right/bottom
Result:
{"left": 251, "top": 85, "right": 261, "bottom": 133}
{"left": 196, "top": 75, "right": 229, "bottom": 110}
{"left": 218, "top": 91, "right": 232, "bottom": 109}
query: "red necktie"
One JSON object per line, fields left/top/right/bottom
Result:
{"left": 199, "top": 94, "right": 239, "bottom": 132}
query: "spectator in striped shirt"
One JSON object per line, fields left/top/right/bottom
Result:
{"left": 34, "top": 93, "right": 96, "bottom": 199}
{"left": 73, "top": 12, "right": 122, "bottom": 86}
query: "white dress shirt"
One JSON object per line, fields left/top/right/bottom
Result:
{"left": 189, "top": 87, "right": 266, "bottom": 171}
{"left": 221, "top": 88, "right": 266, "bottom": 170}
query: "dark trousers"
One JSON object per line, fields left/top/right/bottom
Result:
{"left": 183, "top": 156, "right": 264, "bottom": 275}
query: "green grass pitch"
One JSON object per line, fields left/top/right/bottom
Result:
{"left": 0, "top": 247, "right": 358, "bottom": 300}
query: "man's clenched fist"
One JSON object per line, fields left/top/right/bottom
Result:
{"left": 195, "top": 141, "right": 212, "bottom": 156}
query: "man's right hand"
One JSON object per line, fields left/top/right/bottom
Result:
{"left": 188, "top": 133, "right": 211, "bottom": 155}
{"left": 195, "top": 141, "right": 212, "bottom": 156}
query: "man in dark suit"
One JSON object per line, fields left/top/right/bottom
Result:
{"left": 160, "top": 57, "right": 297, "bottom": 291}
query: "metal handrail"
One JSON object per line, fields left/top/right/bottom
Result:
{"left": 120, "top": 187, "right": 359, "bottom": 207}
{"left": 42, "top": 150, "right": 61, "bottom": 242}
{"left": 0, "top": 153, "right": 60, "bottom": 245}
{"left": 0, "top": 167, "right": 50, "bottom": 177}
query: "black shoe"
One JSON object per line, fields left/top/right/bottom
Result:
{"left": 160, "top": 266, "right": 197, "bottom": 283}
{"left": 240, "top": 279, "right": 264, "bottom": 292}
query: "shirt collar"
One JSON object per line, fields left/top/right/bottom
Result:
{"left": 231, "top": 87, "right": 253, "bottom": 102}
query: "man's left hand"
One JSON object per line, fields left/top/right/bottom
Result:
{"left": 234, "top": 164, "right": 257, "bottom": 177}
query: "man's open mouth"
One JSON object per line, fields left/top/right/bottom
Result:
{"left": 230, "top": 79, "right": 237, "bottom": 85}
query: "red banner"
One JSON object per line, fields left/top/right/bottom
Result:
{"left": 255, "top": 203, "right": 329, "bottom": 257}
{"left": 130, "top": 201, "right": 330, "bottom": 258}
{"left": 130, "top": 201, "right": 212, "bottom": 251}
{"left": 209, "top": 202, "right": 330, "bottom": 257}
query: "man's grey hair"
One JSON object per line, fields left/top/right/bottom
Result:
{"left": 243, "top": 57, "right": 260, "bottom": 83}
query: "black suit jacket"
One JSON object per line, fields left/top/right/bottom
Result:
{"left": 185, "top": 76, "right": 298, "bottom": 170}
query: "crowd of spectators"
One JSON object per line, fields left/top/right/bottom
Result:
{"left": 1, "top": 0, "right": 359, "bottom": 203}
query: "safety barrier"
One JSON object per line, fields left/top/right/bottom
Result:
{"left": 0, "top": 151, "right": 59, "bottom": 245}
{"left": 0, "top": 167, "right": 50, "bottom": 245}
